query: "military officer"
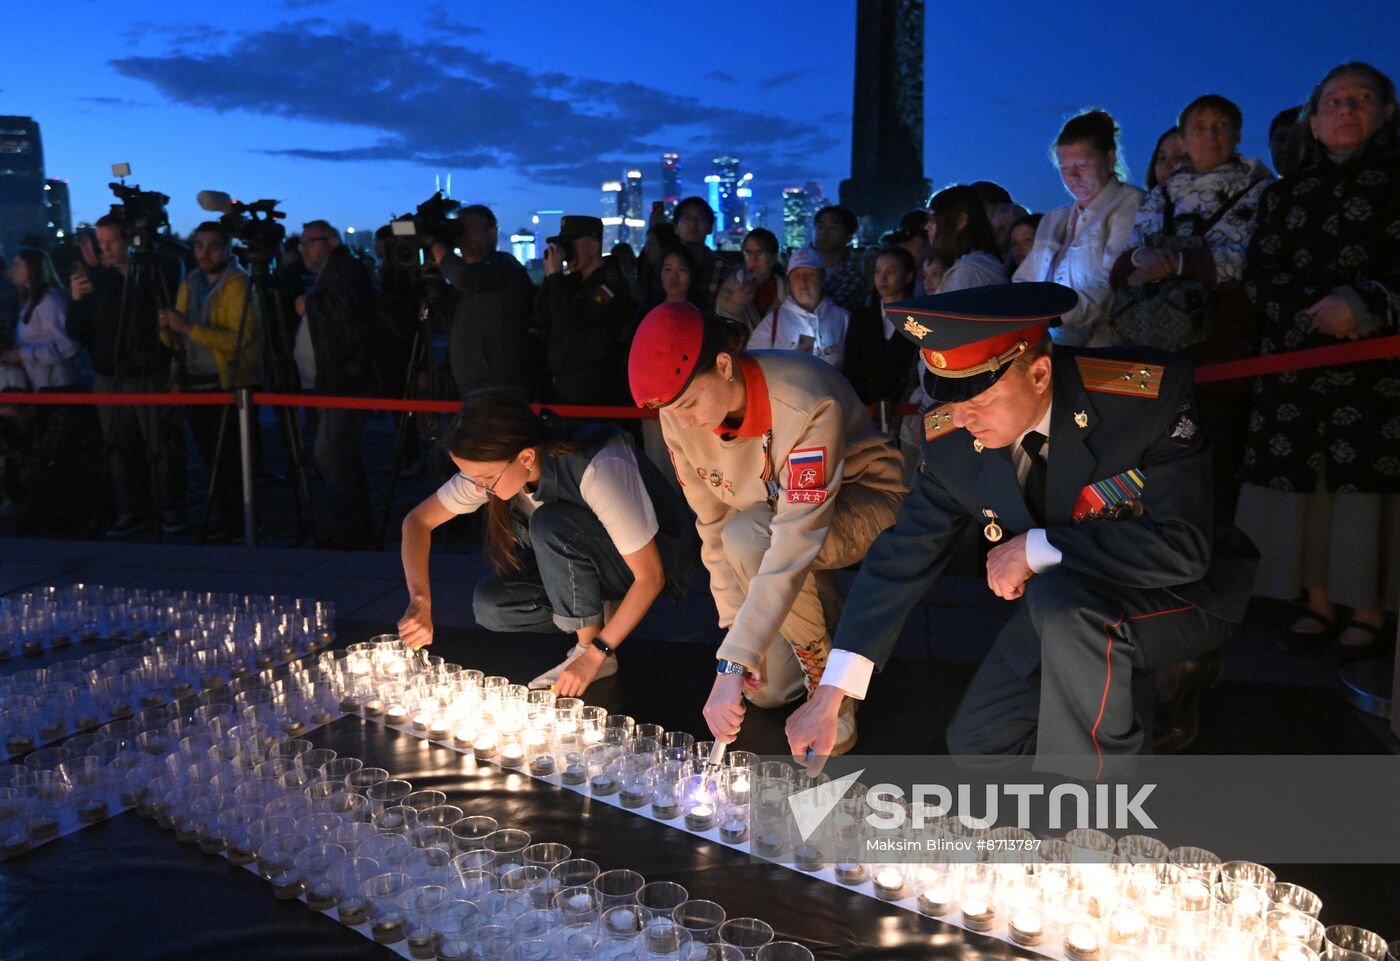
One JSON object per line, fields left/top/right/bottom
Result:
{"left": 628, "top": 302, "right": 906, "bottom": 754}
{"left": 786, "top": 282, "right": 1258, "bottom": 777}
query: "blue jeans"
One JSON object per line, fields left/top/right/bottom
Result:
{"left": 472, "top": 501, "right": 635, "bottom": 635}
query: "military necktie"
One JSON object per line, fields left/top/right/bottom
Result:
{"left": 1021, "top": 430, "right": 1048, "bottom": 525}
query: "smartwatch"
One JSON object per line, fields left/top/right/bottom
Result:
{"left": 589, "top": 637, "right": 615, "bottom": 657}
{"left": 715, "top": 658, "right": 749, "bottom": 677}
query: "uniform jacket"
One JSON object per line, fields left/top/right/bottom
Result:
{"left": 833, "top": 346, "right": 1259, "bottom": 675}
{"left": 1014, "top": 179, "right": 1143, "bottom": 346}
{"left": 660, "top": 350, "right": 905, "bottom": 669}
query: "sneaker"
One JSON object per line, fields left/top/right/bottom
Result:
{"left": 105, "top": 512, "right": 144, "bottom": 538}
{"left": 831, "top": 696, "right": 858, "bottom": 756}
{"left": 160, "top": 510, "right": 187, "bottom": 535}
{"left": 528, "top": 643, "right": 619, "bottom": 690}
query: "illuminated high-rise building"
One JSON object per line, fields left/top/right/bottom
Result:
{"left": 711, "top": 155, "right": 750, "bottom": 249}
{"left": 510, "top": 228, "right": 537, "bottom": 264}
{"left": 600, "top": 180, "right": 623, "bottom": 249}
{"left": 0, "top": 116, "right": 47, "bottom": 256}
{"left": 622, "top": 168, "right": 645, "bottom": 246}
{"left": 782, "top": 187, "right": 809, "bottom": 250}
{"left": 44, "top": 179, "right": 71, "bottom": 244}
{"left": 660, "top": 153, "right": 682, "bottom": 218}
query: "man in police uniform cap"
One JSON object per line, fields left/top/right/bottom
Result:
{"left": 786, "top": 282, "right": 1258, "bottom": 776}
{"left": 538, "top": 214, "right": 635, "bottom": 405}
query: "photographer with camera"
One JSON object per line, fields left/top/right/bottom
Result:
{"left": 428, "top": 204, "right": 534, "bottom": 401}
{"left": 158, "top": 221, "right": 259, "bottom": 541}
{"left": 293, "top": 219, "right": 379, "bottom": 549}
{"left": 538, "top": 216, "right": 635, "bottom": 406}
{"left": 67, "top": 212, "right": 186, "bottom": 537}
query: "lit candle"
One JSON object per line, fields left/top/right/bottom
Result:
{"left": 1275, "top": 911, "right": 1310, "bottom": 940}
{"left": 582, "top": 729, "right": 603, "bottom": 745}
{"left": 729, "top": 774, "right": 751, "bottom": 797}
{"left": 873, "top": 868, "right": 905, "bottom": 900}
{"left": 1009, "top": 908, "right": 1044, "bottom": 946}
{"left": 1144, "top": 890, "right": 1173, "bottom": 923}
{"left": 500, "top": 745, "right": 525, "bottom": 767}
{"left": 411, "top": 711, "right": 431, "bottom": 731}
{"left": 961, "top": 896, "right": 995, "bottom": 932}
{"left": 1107, "top": 908, "right": 1146, "bottom": 944}
{"left": 1065, "top": 923, "right": 1100, "bottom": 961}
{"left": 684, "top": 803, "right": 715, "bottom": 831}
{"left": 1179, "top": 878, "right": 1211, "bottom": 908}
{"left": 1275, "top": 947, "right": 1313, "bottom": 961}
{"left": 385, "top": 703, "right": 409, "bottom": 725}
{"left": 917, "top": 885, "right": 951, "bottom": 915}
{"left": 453, "top": 726, "right": 477, "bottom": 748}
{"left": 473, "top": 736, "right": 497, "bottom": 761}
{"left": 566, "top": 892, "right": 593, "bottom": 912}
{"left": 428, "top": 717, "right": 451, "bottom": 740}
{"left": 1232, "top": 889, "right": 1265, "bottom": 918}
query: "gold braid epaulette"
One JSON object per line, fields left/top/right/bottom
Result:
{"left": 1076, "top": 356, "right": 1165, "bottom": 398}
{"left": 923, "top": 405, "right": 961, "bottom": 441}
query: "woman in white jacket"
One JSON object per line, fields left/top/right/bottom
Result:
{"left": 1, "top": 249, "right": 79, "bottom": 388}
{"left": 1013, "top": 110, "right": 1143, "bottom": 346}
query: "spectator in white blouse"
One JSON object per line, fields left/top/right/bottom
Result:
{"left": 1013, "top": 110, "right": 1144, "bottom": 345}
{"left": 1, "top": 249, "right": 79, "bottom": 389}
{"left": 751, "top": 247, "right": 850, "bottom": 369}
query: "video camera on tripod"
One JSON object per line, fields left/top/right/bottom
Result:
{"left": 196, "top": 190, "right": 287, "bottom": 269}
{"left": 385, "top": 190, "right": 460, "bottom": 274}
{"left": 107, "top": 163, "right": 171, "bottom": 251}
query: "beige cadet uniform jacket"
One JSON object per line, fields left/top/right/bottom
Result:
{"left": 659, "top": 350, "right": 905, "bottom": 671}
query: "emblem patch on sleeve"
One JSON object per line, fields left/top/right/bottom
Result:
{"left": 786, "top": 447, "right": 827, "bottom": 491}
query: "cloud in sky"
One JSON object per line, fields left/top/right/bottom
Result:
{"left": 111, "top": 20, "right": 839, "bottom": 189}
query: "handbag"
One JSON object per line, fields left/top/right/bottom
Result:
{"left": 1111, "top": 181, "right": 1252, "bottom": 351}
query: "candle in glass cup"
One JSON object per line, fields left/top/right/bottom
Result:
{"left": 1009, "top": 907, "right": 1045, "bottom": 946}
{"left": 873, "top": 868, "right": 906, "bottom": 901}
{"left": 428, "top": 716, "right": 451, "bottom": 741}
{"left": 916, "top": 883, "right": 952, "bottom": 916}
{"left": 1065, "top": 921, "right": 1101, "bottom": 961}
{"left": 720, "top": 817, "right": 749, "bottom": 844}
{"left": 500, "top": 744, "right": 525, "bottom": 768}
{"left": 684, "top": 802, "right": 715, "bottom": 832}
{"left": 961, "top": 893, "right": 995, "bottom": 932}
{"left": 1107, "top": 907, "right": 1148, "bottom": 946}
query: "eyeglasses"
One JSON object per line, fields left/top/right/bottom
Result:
{"left": 465, "top": 456, "right": 515, "bottom": 495}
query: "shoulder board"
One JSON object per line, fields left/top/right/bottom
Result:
{"left": 923, "top": 405, "right": 961, "bottom": 442}
{"left": 1075, "top": 356, "right": 1165, "bottom": 398}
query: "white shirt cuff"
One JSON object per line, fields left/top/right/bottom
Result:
{"left": 820, "top": 649, "right": 875, "bottom": 700}
{"left": 1026, "top": 528, "right": 1063, "bottom": 573}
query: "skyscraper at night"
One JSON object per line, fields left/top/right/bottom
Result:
{"left": 660, "top": 153, "right": 682, "bottom": 218}
{"left": 711, "top": 155, "right": 750, "bottom": 249}
{"left": 44, "top": 179, "right": 71, "bottom": 243}
{"left": 0, "top": 116, "right": 47, "bottom": 256}
{"left": 600, "top": 180, "right": 623, "bottom": 249}
{"left": 621, "top": 168, "right": 644, "bottom": 245}
{"left": 782, "top": 187, "right": 809, "bottom": 250}
{"left": 839, "top": 0, "right": 929, "bottom": 241}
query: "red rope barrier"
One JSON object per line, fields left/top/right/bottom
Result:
{"left": 1193, "top": 333, "right": 1400, "bottom": 385}
{"left": 0, "top": 391, "right": 235, "bottom": 406}
{"left": 2, "top": 335, "right": 1397, "bottom": 414}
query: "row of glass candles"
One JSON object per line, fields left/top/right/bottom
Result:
{"left": 331, "top": 635, "right": 1396, "bottom": 961}
{"left": 1, "top": 586, "right": 337, "bottom": 762}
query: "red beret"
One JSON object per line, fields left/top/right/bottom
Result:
{"left": 628, "top": 301, "right": 706, "bottom": 408}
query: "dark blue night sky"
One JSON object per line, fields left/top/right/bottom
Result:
{"left": 9, "top": 0, "right": 1397, "bottom": 242}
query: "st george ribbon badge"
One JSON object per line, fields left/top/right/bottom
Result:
{"left": 1072, "top": 468, "right": 1146, "bottom": 523}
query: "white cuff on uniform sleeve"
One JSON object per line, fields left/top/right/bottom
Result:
{"left": 820, "top": 649, "right": 875, "bottom": 700}
{"left": 1026, "top": 528, "right": 1063, "bottom": 573}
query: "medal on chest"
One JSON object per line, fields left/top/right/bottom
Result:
{"left": 981, "top": 508, "right": 1003, "bottom": 543}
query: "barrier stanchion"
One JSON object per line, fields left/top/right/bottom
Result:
{"left": 236, "top": 388, "right": 257, "bottom": 547}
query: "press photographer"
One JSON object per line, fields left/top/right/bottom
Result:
{"left": 293, "top": 219, "right": 378, "bottom": 549}
{"left": 67, "top": 201, "right": 187, "bottom": 538}
{"left": 539, "top": 215, "right": 634, "bottom": 405}
{"left": 158, "top": 220, "right": 258, "bottom": 540}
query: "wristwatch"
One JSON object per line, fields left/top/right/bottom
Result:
{"left": 589, "top": 637, "right": 615, "bottom": 657}
{"left": 715, "top": 658, "right": 749, "bottom": 677}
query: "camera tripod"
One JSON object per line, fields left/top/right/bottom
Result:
{"left": 375, "top": 276, "right": 453, "bottom": 546}
{"left": 199, "top": 251, "right": 316, "bottom": 545}
{"left": 93, "top": 238, "right": 182, "bottom": 542}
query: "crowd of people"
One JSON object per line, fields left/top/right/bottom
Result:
{"left": 1, "top": 62, "right": 1396, "bottom": 709}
